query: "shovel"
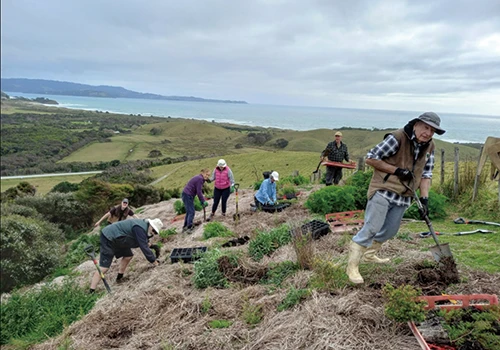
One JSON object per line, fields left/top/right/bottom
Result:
{"left": 233, "top": 183, "right": 240, "bottom": 223}
{"left": 419, "top": 229, "right": 494, "bottom": 238}
{"left": 312, "top": 160, "right": 323, "bottom": 174}
{"left": 403, "top": 183, "right": 453, "bottom": 262}
{"left": 454, "top": 217, "right": 500, "bottom": 227}
{"left": 84, "top": 244, "right": 112, "bottom": 294}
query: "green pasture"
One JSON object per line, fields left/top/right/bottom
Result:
{"left": 399, "top": 219, "right": 500, "bottom": 274}
{"left": 59, "top": 140, "right": 137, "bottom": 162}
{"left": 0, "top": 174, "right": 94, "bottom": 195}
{"left": 149, "top": 150, "right": 358, "bottom": 189}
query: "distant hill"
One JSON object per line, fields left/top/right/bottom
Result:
{"left": 1, "top": 78, "right": 248, "bottom": 104}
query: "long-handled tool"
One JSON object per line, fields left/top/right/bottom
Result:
{"left": 84, "top": 244, "right": 112, "bottom": 294}
{"left": 419, "top": 229, "right": 493, "bottom": 238}
{"left": 203, "top": 206, "right": 207, "bottom": 222}
{"left": 312, "top": 160, "right": 323, "bottom": 174}
{"left": 402, "top": 182, "right": 453, "bottom": 262}
{"left": 233, "top": 183, "right": 240, "bottom": 223}
{"left": 454, "top": 217, "right": 500, "bottom": 227}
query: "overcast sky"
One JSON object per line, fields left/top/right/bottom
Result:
{"left": 2, "top": 0, "right": 500, "bottom": 115}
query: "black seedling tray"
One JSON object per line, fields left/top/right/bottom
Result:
{"left": 170, "top": 247, "right": 207, "bottom": 263}
{"left": 299, "top": 220, "right": 331, "bottom": 240}
{"left": 261, "top": 202, "right": 291, "bottom": 213}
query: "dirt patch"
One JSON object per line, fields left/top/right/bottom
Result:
{"left": 416, "top": 257, "right": 460, "bottom": 294}
{"left": 218, "top": 255, "right": 268, "bottom": 284}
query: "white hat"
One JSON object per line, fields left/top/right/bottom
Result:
{"left": 217, "top": 159, "right": 227, "bottom": 167}
{"left": 271, "top": 171, "right": 279, "bottom": 181}
{"left": 148, "top": 218, "right": 163, "bottom": 234}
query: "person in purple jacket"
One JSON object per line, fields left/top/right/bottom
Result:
{"left": 182, "top": 168, "right": 210, "bottom": 233}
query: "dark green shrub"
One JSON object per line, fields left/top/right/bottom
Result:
{"left": 0, "top": 215, "right": 64, "bottom": 293}
{"left": 382, "top": 284, "right": 426, "bottom": 323}
{"left": 50, "top": 181, "right": 80, "bottom": 193}
{"left": 16, "top": 181, "right": 37, "bottom": 196}
{"left": 0, "top": 282, "right": 100, "bottom": 346}
{"left": 131, "top": 184, "right": 161, "bottom": 207}
{"left": 344, "top": 170, "right": 372, "bottom": 209}
{"left": 305, "top": 186, "right": 357, "bottom": 215}
{"left": 403, "top": 189, "right": 448, "bottom": 220}
{"left": 248, "top": 224, "right": 292, "bottom": 261}
{"left": 64, "top": 233, "right": 100, "bottom": 267}
{"left": 164, "top": 187, "right": 181, "bottom": 199}
{"left": 15, "top": 192, "right": 93, "bottom": 235}
{"left": 277, "top": 287, "right": 310, "bottom": 311}
{"left": 75, "top": 178, "right": 133, "bottom": 221}
{"left": 0, "top": 203, "right": 42, "bottom": 220}
{"left": 173, "top": 197, "right": 202, "bottom": 215}
{"left": 280, "top": 174, "right": 309, "bottom": 186}
{"left": 202, "top": 222, "right": 234, "bottom": 240}
{"left": 253, "top": 180, "right": 263, "bottom": 190}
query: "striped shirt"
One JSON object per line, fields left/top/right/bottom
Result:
{"left": 367, "top": 133, "right": 435, "bottom": 206}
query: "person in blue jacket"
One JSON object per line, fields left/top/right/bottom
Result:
{"left": 89, "top": 218, "right": 163, "bottom": 293}
{"left": 182, "top": 168, "right": 210, "bottom": 233}
{"left": 254, "top": 171, "right": 279, "bottom": 208}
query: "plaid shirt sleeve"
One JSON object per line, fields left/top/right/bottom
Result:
{"left": 366, "top": 134, "right": 399, "bottom": 160}
{"left": 422, "top": 151, "right": 434, "bottom": 178}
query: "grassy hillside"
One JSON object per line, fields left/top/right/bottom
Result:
{"left": 58, "top": 120, "right": 480, "bottom": 164}
{"left": 150, "top": 151, "right": 335, "bottom": 189}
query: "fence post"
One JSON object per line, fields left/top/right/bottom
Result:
{"left": 453, "top": 147, "right": 459, "bottom": 197}
{"left": 472, "top": 146, "right": 484, "bottom": 201}
{"left": 357, "top": 157, "right": 365, "bottom": 171}
{"left": 440, "top": 149, "right": 445, "bottom": 186}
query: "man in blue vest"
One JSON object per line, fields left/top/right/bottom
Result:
{"left": 89, "top": 218, "right": 163, "bottom": 292}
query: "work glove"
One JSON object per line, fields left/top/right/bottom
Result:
{"left": 202, "top": 201, "right": 209, "bottom": 208}
{"left": 268, "top": 200, "right": 274, "bottom": 206}
{"left": 394, "top": 168, "right": 413, "bottom": 182}
{"left": 230, "top": 185, "right": 235, "bottom": 193}
{"left": 418, "top": 197, "right": 429, "bottom": 220}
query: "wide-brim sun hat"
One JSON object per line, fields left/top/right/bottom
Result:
{"left": 409, "top": 112, "right": 446, "bottom": 135}
{"left": 271, "top": 171, "right": 279, "bottom": 181}
{"left": 217, "top": 159, "right": 227, "bottom": 167}
{"left": 148, "top": 218, "right": 163, "bottom": 234}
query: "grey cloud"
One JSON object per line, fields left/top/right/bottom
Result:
{"left": 1, "top": 0, "right": 500, "bottom": 114}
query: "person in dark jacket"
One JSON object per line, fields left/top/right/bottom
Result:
{"left": 346, "top": 112, "right": 445, "bottom": 284}
{"left": 182, "top": 169, "right": 210, "bottom": 233}
{"left": 94, "top": 198, "right": 138, "bottom": 227}
{"left": 321, "top": 131, "right": 353, "bottom": 185}
{"left": 89, "top": 218, "right": 163, "bottom": 292}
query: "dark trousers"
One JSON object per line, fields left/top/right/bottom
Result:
{"left": 212, "top": 187, "right": 230, "bottom": 214}
{"left": 182, "top": 192, "right": 195, "bottom": 228}
{"left": 254, "top": 196, "right": 265, "bottom": 209}
{"left": 325, "top": 166, "right": 343, "bottom": 185}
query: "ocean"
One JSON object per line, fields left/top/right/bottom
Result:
{"left": 5, "top": 92, "right": 498, "bottom": 144}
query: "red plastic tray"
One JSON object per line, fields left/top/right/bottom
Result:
{"left": 321, "top": 161, "right": 356, "bottom": 169}
{"left": 325, "top": 210, "right": 364, "bottom": 233}
{"left": 408, "top": 294, "right": 499, "bottom": 350}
